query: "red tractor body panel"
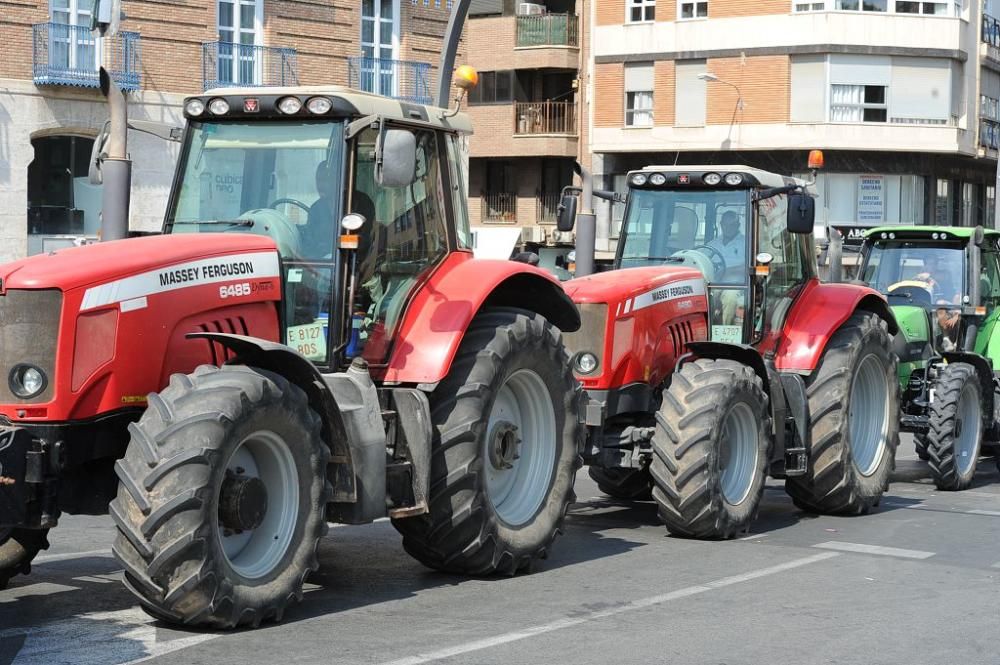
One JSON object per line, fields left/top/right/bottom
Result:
{"left": 0, "top": 235, "right": 282, "bottom": 423}
{"left": 563, "top": 267, "right": 709, "bottom": 392}
{"left": 770, "top": 279, "right": 889, "bottom": 373}
{"left": 380, "top": 250, "right": 574, "bottom": 385}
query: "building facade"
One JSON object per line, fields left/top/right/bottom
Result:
{"left": 463, "top": 0, "right": 590, "bottom": 271}
{"left": 0, "top": 0, "right": 455, "bottom": 262}
{"left": 588, "top": 0, "right": 1000, "bottom": 257}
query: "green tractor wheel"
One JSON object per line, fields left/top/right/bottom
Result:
{"left": 927, "top": 362, "right": 985, "bottom": 491}
{"left": 914, "top": 433, "right": 931, "bottom": 462}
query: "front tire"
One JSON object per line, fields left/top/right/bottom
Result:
{"left": 0, "top": 528, "right": 49, "bottom": 589}
{"left": 914, "top": 432, "right": 931, "bottom": 461}
{"left": 111, "top": 366, "right": 330, "bottom": 629}
{"left": 588, "top": 467, "right": 653, "bottom": 500}
{"left": 392, "top": 308, "right": 582, "bottom": 575}
{"left": 927, "top": 362, "right": 984, "bottom": 491}
{"left": 650, "top": 359, "right": 771, "bottom": 539}
{"left": 785, "top": 312, "right": 899, "bottom": 514}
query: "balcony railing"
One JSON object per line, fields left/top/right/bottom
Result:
{"left": 203, "top": 42, "right": 298, "bottom": 91}
{"left": 516, "top": 14, "right": 579, "bottom": 48}
{"left": 514, "top": 101, "right": 577, "bottom": 135}
{"left": 481, "top": 192, "right": 517, "bottom": 224}
{"left": 982, "top": 119, "right": 1000, "bottom": 150}
{"left": 33, "top": 23, "right": 141, "bottom": 91}
{"left": 984, "top": 14, "right": 1000, "bottom": 48}
{"left": 348, "top": 57, "right": 433, "bottom": 104}
{"left": 537, "top": 192, "right": 561, "bottom": 225}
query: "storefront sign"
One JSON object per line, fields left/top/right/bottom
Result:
{"left": 857, "top": 175, "right": 884, "bottom": 223}
{"left": 830, "top": 225, "right": 876, "bottom": 246}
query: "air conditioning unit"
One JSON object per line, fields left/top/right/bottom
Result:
{"left": 521, "top": 226, "right": 546, "bottom": 243}
{"left": 550, "top": 230, "right": 575, "bottom": 244}
{"left": 517, "top": 3, "right": 546, "bottom": 15}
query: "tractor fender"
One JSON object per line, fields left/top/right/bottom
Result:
{"left": 775, "top": 281, "right": 897, "bottom": 374}
{"left": 187, "top": 332, "right": 358, "bottom": 505}
{"left": 382, "top": 252, "right": 581, "bottom": 386}
{"left": 941, "top": 351, "right": 996, "bottom": 422}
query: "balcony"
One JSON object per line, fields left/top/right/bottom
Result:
{"left": 481, "top": 192, "right": 518, "bottom": 224}
{"left": 516, "top": 14, "right": 579, "bottom": 48}
{"left": 203, "top": 42, "right": 298, "bottom": 91}
{"left": 32, "top": 23, "right": 141, "bottom": 91}
{"left": 514, "top": 101, "right": 576, "bottom": 135}
{"left": 348, "top": 57, "right": 432, "bottom": 104}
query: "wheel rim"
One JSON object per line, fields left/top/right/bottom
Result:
{"left": 484, "top": 369, "right": 557, "bottom": 526}
{"left": 217, "top": 430, "right": 299, "bottom": 579}
{"left": 953, "top": 382, "right": 982, "bottom": 477}
{"left": 719, "top": 402, "right": 760, "bottom": 505}
{"left": 848, "top": 354, "right": 890, "bottom": 477}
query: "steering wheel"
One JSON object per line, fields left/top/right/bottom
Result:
{"left": 692, "top": 244, "right": 729, "bottom": 276}
{"left": 269, "top": 198, "right": 311, "bottom": 214}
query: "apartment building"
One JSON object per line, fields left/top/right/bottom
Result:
{"left": 464, "top": 0, "right": 589, "bottom": 270}
{"left": 589, "top": 0, "right": 1000, "bottom": 255}
{"left": 0, "top": 0, "right": 455, "bottom": 262}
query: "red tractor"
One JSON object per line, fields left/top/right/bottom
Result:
{"left": 557, "top": 158, "right": 900, "bottom": 538}
{"left": 0, "top": 78, "right": 585, "bottom": 627}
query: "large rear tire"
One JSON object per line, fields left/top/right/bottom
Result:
{"left": 392, "top": 308, "right": 582, "bottom": 575}
{"left": 111, "top": 366, "right": 330, "bottom": 629}
{"left": 927, "top": 362, "right": 984, "bottom": 491}
{"left": 588, "top": 467, "right": 653, "bottom": 500}
{"left": 650, "top": 359, "right": 771, "bottom": 539}
{"left": 0, "top": 528, "right": 49, "bottom": 589}
{"left": 785, "top": 312, "right": 898, "bottom": 514}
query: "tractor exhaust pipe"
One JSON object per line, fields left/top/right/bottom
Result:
{"left": 99, "top": 67, "right": 131, "bottom": 242}
{"left": 828, "top": 227, "right": 843, "bottom": 283}
{"left": 573, "top": 163, "right": 597, "bottom": 277}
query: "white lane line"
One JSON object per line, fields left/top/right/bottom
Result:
{"left": 968, "top": 509, "right": 1000, "bottom": 517}
{"left": 738, "top": 532, "right": 770, "bottom": 541}
{"left": 1, "top": 607, "right": 218, "bottom": 665}
{"left": 377, "top": 552, "right": 840, "bottom": 665}
{"left": 991, "top": 562, "right": 1000, "bottom": 569}
{"left": 882, "top": 502, "right": 1000, "bottom": 518}
{"left": 33, "top": 549, "right": 113, "bottom": 564}
{"left": 0, "top": 582, "right": 78, "bottom": 604}
{"left": 813, "top": 541, "right": 935, "bottom": 560}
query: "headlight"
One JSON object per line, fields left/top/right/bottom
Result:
{"left": 277, "top": 96, "right": 303, "bottom": 114}
{"left": 185, "top": 99, "right": 205, "bottom": 116}
{"left": 574, "top": 352, "right": 599, "bottom": 375}
{"left": 630, "top": 173, "right": 648, "bottom": 186}
{"left": 9, "top": 364, "right": 47, "bottom": 399}
{"left": 649, "top": 173, "right": 667, "bottom": 186}
{"left": 703, "top": 172, "right": 722, "bottom": 186}
{"left": 208, "top": 98, "right": 230, "bottom": 115}
{"left": 306, "top": 97, "right": 333, "bottom": 114}
{"left": 724, "top": 172, "right": 744, "bottom": 186}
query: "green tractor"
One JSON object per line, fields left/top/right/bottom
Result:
{"left": 854, "top": 225, "right": 1000, "bottom": 490}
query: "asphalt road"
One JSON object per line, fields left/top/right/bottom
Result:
{"left": 2, "top": 435, "right": 998, "bottom": 665}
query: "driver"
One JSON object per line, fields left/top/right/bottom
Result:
{"left": 303, "top": 160, "right": 335, "bottom": 257}
{"left": 707, "top": 211, "right": 745, "bottom": 270}
{"left": 915, "top": 254, "right": 960, "bottom": 304}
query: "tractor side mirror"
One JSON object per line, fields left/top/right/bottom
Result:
{"left": 557, "top": 194, "right": 578, "bottom": 232}
{"left": 787, "top": 193, "right": 815, "bottom": 234}
{"left": 376, "top": 128, "right": 417, "bottom": 188}
{"left": 88, "top": 121, "right": 111, "bottom": 185}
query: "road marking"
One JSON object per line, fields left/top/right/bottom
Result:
{"left": 376, "top": 552, "right": 840, "bottom": 665}
{"left": 883, "top": 501, "right": 1000, "bottom": 518}
{"left": 71, "top": 571, "right": 123, "bottom": 585}
{"left": 991, "top": 562, "right": 1000, "bottom": 569}
{"left": 738, "top": 532, "right": 770, "bottom": 541}
{"left": 968, "top": 509, "right": 1000, "bottom": 517}
{"left": 33, "top": 549, "right": 112, "bottom": 564}
{"left": 0, "top": 582, "right": 78, "bottom": 604}
{"left": 813, "top": 541, "right": 935, "bottom": 560}
{"left": 0, "top": 607, "right": 218, "bottom": 665}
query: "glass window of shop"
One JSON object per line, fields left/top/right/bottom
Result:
{"left": 796, "top": 173, "right": 925, "bottom": 226}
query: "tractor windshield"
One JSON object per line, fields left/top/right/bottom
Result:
{"left": 861, "top": 241, "right": 967, "bottom": 307}
{"left": 166, "top": 120, "right": 345, "bottom": 261}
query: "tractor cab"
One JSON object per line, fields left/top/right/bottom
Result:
{"left": 164, "top": 87, "right": 475, "bottom": 371}
{"left": 615, "top": 165, "right": 817, "bottom": 347}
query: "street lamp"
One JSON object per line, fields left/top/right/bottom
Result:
{"left": 697, "top": 72, "right": 744, "bottom": 111}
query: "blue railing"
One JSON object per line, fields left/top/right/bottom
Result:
{"left": 348, "top": 56, "right": 433, "bottom": 105}
{"left": 202, "top": 42, "right": 298, "bottom": 91}
{"left": 984, "top": 14, "right": 1000, "bottom": 47}
{"left": 33, "top": 23, "right": 141, "bottom": 91}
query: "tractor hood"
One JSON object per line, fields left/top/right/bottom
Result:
{"left": 0, "top": 234, "right": 279, "bottom": 293}
{"left": 891, "top": 304, "right": 931, "bottom": 344}
{"left": 564, "top": 266, "right": 707, "bottom": 305}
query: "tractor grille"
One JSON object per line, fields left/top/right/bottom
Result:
{"left": 561, "top": 303, "right": 608, "bottom": 371}
{"left": 0, "top": 289, "right": 62, "bottom": 404}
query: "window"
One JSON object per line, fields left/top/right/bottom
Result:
{"left": 216, "top": 0, "right": 262, "bottom": 85}
{"left": 628, "top": 0, "right": 656, "bottom": 22}
{"left": 793, "top": 1, "right": 826, "bottom": 10}
{"left": 468, "top": 71, "right": 515, "bottom": 105}
{"left": 679, "top": 0, "right": 708, "bottom": 17}
{"left": 895, "top": 0, "right": 948, "bottom": 12}
{"left": 675, "top": 60, "right": 707, "bottom": 126}
{"left": 49, "top": 0, "right": 97, "bottom": 71}
{"left": 830, "top": 84, "right": 887, "bottom": 122}
{"left": 757, "top": 194, "right": 809, "bottom": 336}
{"left": 611, "top": 174, "right": 628, "bottom": 238}
{"left": 445, "top": 134, "right": 472, "bottom": 249}
{"left": 836, "top": 0, "right": 886, "bottom": 9}
{"left": 625, "top": 63, "right": 654, "bottom": 127}
{"left": 361, "top": 0, "right": 399, "bottom": 97}
{"left": 27, "top": 135, "right": 99, "bottom": 256}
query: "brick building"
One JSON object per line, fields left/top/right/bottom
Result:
{"left": 0, "top": 0, "right": 456, "bottom": 261}
{"left": 589, "top": 0, "right": 1000, "bottom": 256}
{"left": 463, "top": 0, "right": 589, "bottom": 271}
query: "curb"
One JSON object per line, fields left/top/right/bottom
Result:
{"left": 891, "top": 459, "right": 931, "bottom": 483}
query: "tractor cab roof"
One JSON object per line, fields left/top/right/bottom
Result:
{"left": 863, "top": 226, "right": 1000, "bottom": 242}
{"left": 627, "top": 165, "right": 805, "bottom": 190}
{"left": 184, "top": 85, "right": 473, "bottom": 134}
